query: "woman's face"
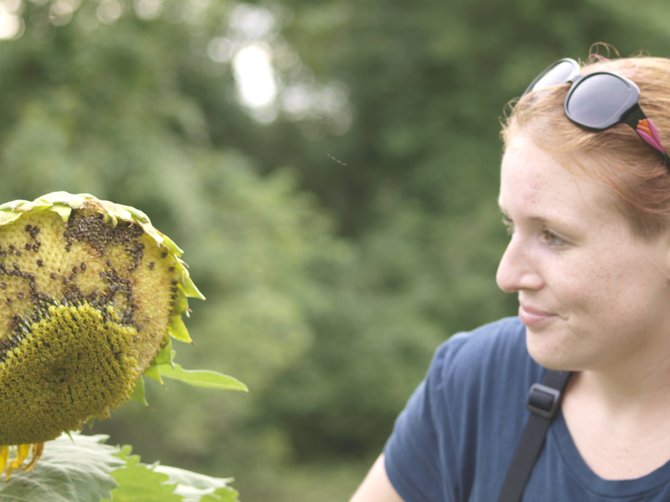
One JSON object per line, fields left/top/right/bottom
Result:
{"left": 497, "top": 134, "right": 670, "bottom": 372}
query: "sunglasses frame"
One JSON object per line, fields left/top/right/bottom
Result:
{"left": 524, "top": 58, "right": 670, "bottom": 166}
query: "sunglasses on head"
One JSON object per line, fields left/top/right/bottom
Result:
{"left": 524, "top": 57, "right": 670, "bottom": 166}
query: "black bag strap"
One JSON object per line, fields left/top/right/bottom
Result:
{"left": 497, "top": 370, "right": 572, "bottom": 502}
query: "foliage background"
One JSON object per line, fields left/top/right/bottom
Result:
{"left": 0, "top": 0, "right": 668, "bottom": 499}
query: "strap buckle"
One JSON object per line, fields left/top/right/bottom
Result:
{"left": 527, "top": 383, "right": 561, "bottom": 419}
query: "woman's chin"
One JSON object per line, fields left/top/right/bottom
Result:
{"left": 525, "top": 331, "right": 579, "bottom": 372}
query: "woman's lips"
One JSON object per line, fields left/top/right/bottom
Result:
{"left": 518, "top": 304, "right": 558, "bottom": 327}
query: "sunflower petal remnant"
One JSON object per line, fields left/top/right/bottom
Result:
{"left": 0, "top": 192, "right": 204, "bottom": 478}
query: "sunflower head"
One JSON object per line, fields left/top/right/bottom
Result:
{"left": 0, "top": 192, "right": 203, "bottom": 475}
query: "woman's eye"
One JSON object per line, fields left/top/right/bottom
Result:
{"left": 541, "top": 230, "right": 565, "bottom": 246}
{"left": 500, "top": 215, "right": 568, "bottom": 247}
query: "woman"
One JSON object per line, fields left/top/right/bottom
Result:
{"left": 351, "top": 54, "right": 670, "bottom": 501}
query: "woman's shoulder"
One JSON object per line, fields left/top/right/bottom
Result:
{"left": 384, "top": 317, "right": 543, "bottom": 500}
{"left": 427, "top": 316, "right": 541, "bottom": 398}
{"left": 434, "top": 316, "right": 531, "bottom": 369}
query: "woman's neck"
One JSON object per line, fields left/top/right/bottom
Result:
{"left": 562, "top": 368, "right": 670, "bottom": 479}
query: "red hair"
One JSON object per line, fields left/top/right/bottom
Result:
{"left": 501, "top": 53, "right": 670, "bottom": 238}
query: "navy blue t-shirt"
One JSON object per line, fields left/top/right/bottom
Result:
{"left": 384, "top": 317, "right": 670, "bottom": 501}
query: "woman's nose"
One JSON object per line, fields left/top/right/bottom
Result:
{"left": 496, "top": 237, "right": 543, "bottom": 293}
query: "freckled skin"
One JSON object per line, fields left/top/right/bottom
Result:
{"left": 497, "top": 135, "right": 670, "bottom": 373}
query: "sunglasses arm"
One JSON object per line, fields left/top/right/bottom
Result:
{"left": 622, "top": 105, "right": 670, "bottom": 167}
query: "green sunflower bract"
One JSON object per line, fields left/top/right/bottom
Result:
{"left": 0, "top": 192, "right": 205, "bottom": 477}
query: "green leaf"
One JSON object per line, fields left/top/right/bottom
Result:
{"left": 142, "top": 340, "right": 247, "bottom": 393}
{"left": 156, "top": 363, "right": 248, "bottom": 392}
{"left": 178, "top": 270, "right": 206, "bottom": 301}
{"left": 105, "top": 446, "right": 238, "bottom": 502}
{"left": 153, "top": 465, "right": 238, "bottom": 502}
{"left": 0, "top": 211, "right": 22, "bottom": 226}
{"left": 153, "top": 339, "right": 175, "bottom": 366}
{"left": 0, "top": 433, "right": 123, "bottom": 502}
{"left": 104, "top": 455, "right": 182, "bottom": 502}
{"left": 200, "top": 487, "right": 240, "bottom": 502}
{"left": 143, "top": 366, "right": 162, "bottom": 384}
{"left": 168, "top": 314, "right": 193, "bottom": 343}
{"left": 143, "top": 340, "right": 174, "bottom": 384}
{"left": 130, "top": 376, "right": 148, "bottom": 406}
{"left": 49, "top": 204, "right": 73, "bottom": 221}
{"left": 200, "top": 489, "right": 238, "bottom": 502}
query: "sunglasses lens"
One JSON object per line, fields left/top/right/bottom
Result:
{"left": 565, "top": 74, "right": 638, "bottom": 130}
{"left": 526, "top": 60, "right": 578, "bottom": 94}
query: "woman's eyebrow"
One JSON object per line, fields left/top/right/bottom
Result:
{"left": 496, "top": 205, "right": 578, "bottom": 232}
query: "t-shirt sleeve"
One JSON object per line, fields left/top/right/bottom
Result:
{"left": 382, "top": 318, "right": 540, "bottom": 501}
{"left": 383, "top": 334, "right": 468, "bottom": 502}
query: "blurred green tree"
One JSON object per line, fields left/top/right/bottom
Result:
{"left": 250, "top": 0, "right": 670, "bottom": 474}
